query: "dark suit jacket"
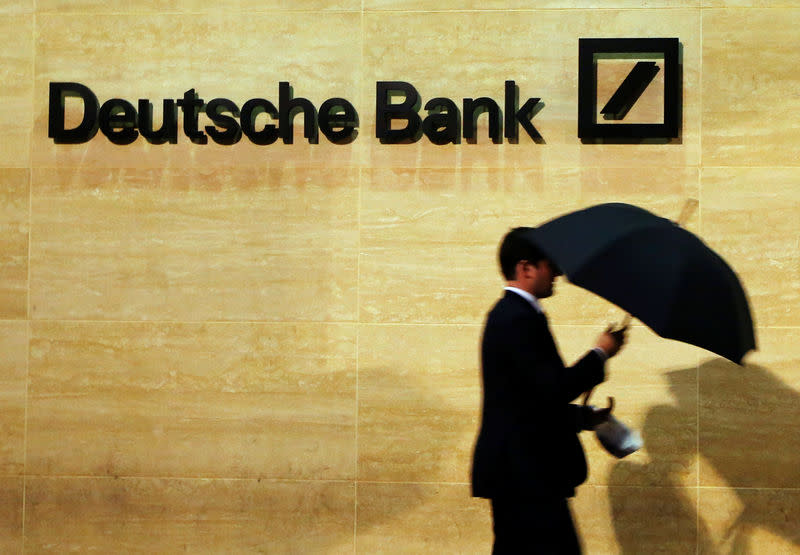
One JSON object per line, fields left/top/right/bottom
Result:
{"left": 471, "top": 290, "right": 605, "bottom": 500}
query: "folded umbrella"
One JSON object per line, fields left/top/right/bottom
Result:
{"left": 523, "top": 202, "right": 756, "bottom": 364}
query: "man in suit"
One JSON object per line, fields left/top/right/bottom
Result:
{"left": 472, "top": 227, "right": 627, "bottom": 554}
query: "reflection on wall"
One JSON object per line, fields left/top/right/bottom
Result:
{"left": 1, "top": 1, "right": 799, "bottom": 553}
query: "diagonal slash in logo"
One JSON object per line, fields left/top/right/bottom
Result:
{"left": 601, "top": 61, "right": 660, "bottom": 120}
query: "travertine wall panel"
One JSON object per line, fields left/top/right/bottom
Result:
{"left": 358, "top": 324, "right": 481, "bottom": 483}
{"left": 705, "top": 0, "right": 800, "bottom": 5}
{"left": 0, "top": 322, "right": 27, "bottom": 475}
{"left": 701, "top": 167, "right": 800, "bottom": 327}
{"left": 0, "top": 16, "right": 33, "bottom": 166}
{"left": 0, "top": 2, "right": 33, "bottom": 14}
{"left": 367, "top": 0, "right": 701, "bottom": 8}
{"left": 36, "top": 0, "right": 361, "bottom": 12}
{"left": 25, "top": 477, "right": 355, "bottom": 553}
{"left": 0, "top": 169, "right": 29, "bottom": 319}
{"left": 0, "top": 478, "right": 23, "bottom": 553}
{"left": 356, "top": 483, "right": 492, "bottom": 554}
{"left": 702, "top": 9, "right": 800, "bottom": 166}
{"left": 30, "top": 167, "right": 358, "bottom": 321}
{"left": 28, "top": 321, "right": 357, "bottom": 479}
{"left": 360, "top": 167, "right": 581, "bottom": 324}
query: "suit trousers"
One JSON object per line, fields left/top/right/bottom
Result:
{"left": 490, "top": 496, "right": 581, "bottom": 555}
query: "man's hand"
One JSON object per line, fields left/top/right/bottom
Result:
{"left": 596, "top": 322, "right": 628, "bottom": 358}
{"left": 585, "top": 396, "right": 615, "bottom": 430}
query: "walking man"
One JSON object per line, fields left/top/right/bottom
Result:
{"left": 472, "top": 227, "right": 627, "bottom": 554}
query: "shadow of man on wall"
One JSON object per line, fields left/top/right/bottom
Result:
{"left": 675, "top": 359, "right": 800, "bottom": 552}
{"left": 607, "top": 399, "right": 717, "bottom": 553}
{"left": 608, "top": 358, "right": 800, "bottom": 553}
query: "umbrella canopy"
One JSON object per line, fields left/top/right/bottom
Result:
{"left": 523, "top": 203, "right": 756, "bottom": 364}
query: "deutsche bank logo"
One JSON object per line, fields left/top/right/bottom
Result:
{"left": 578, "top": 38, "right": 680, "bottom": 141}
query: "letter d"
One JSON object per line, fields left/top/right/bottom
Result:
{"left": 49, "top": 82, "right": 99, "bottom": 144}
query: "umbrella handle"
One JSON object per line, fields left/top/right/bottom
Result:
{"left": 676, "top": 198, "right": 698, "bottom": 227}
{"left": 583, "top": 314, "right": 632, "bottom": 406}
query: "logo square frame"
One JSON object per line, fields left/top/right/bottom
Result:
{"left": 578, "top": 37, "right": 680, "bottom": 141}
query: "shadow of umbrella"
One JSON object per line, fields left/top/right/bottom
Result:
{"left": 667, "top": 360, "right": 800, "bottom": 551}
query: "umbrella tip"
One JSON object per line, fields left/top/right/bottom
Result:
{"left": 676, "top": 199, "right": 699, "bottom": 227}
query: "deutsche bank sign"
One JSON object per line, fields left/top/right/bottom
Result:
{"left": 48, "top": 38, "right": 681, "bottom": 146}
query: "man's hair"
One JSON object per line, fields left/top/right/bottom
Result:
{"left": 498, "top": 227, "right": 548, "bottom": 281}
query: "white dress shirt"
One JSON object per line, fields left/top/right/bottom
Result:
{"left": 503, "top": 286, "right": 608, "bottom": 361}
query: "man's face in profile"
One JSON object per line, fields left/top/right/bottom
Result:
{"left": 531, "top": 259, "right": 561, "bottom": 299}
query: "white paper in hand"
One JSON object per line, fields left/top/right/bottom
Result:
{"left": 594, "top": 415, "right": 642, "bottom": 458}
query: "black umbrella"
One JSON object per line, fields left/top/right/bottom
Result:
{"left": 523, "top": 203, "right": 756, "bottom": 364}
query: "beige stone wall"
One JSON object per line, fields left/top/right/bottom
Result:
{"left": 2, "top": 1, "right": 799, "bottom": 553}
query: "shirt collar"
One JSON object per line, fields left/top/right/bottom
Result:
{"left": 504, "top": 286, "right": 544, "bottom": 313}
